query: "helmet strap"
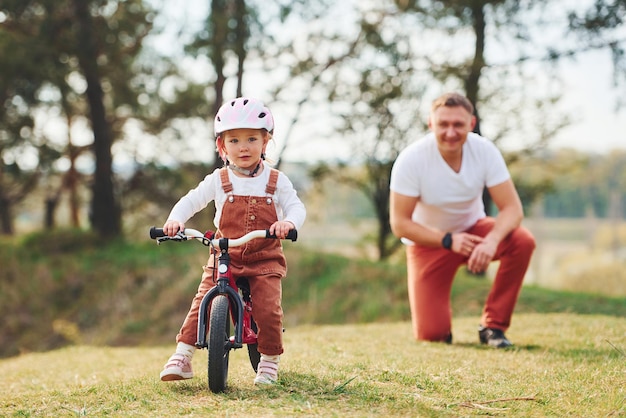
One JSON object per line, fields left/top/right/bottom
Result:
{"left": 227, "top": 159, "right": 263, "bottom": 177}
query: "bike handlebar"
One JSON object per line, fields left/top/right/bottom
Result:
{"left": 149, "top": 226, "right": 297, "bottom": 246}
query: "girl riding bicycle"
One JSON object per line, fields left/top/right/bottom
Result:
{"left": 159, "top": 97, "right": 306, "bottom": 385}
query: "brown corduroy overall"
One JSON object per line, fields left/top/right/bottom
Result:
{"left": 176, "top": 168, "right": 287, "bottom": 356}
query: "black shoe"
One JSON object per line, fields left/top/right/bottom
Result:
{"left": 478, "top": 325, "right": 512, "bottom": 348}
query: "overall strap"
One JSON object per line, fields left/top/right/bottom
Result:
{"left": 219, "top": 168, "right": 233, "bottom": 193}
{"left": 265, "top": 168, "right": 279, "bottom": 195}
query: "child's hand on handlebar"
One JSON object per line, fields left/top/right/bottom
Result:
{"left": 269, "top": 221, "right": 295, "bottom": 239}
{"left": 163, "top": 220, "right": 185, "bottom": 237}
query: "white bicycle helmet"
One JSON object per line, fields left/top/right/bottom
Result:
{"left": 214, "top": 97, "right": 274, "bottom": 137}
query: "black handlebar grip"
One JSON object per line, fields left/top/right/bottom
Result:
{"left": 149, "top": 226, "right": 166, "bottom": 239}
{"left": 266, "top": 229, "right": 298, "bottom": 242}
{"left": 286, "top": 229, "right": 298, "bottom": 242}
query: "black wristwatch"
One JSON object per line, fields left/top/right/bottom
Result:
{"left": 442, "top": 232, "right": 453, "bottom": 250}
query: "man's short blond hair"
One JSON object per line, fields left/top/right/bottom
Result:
{"left": 431, "top": 92, "right": 474, "bottom": 115}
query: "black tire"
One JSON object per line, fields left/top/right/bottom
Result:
{"left": 247, "top": 316, "right": 261, "bottom": 372}
{"left": 207, "top": 295, "right": 231, "bottom": 393}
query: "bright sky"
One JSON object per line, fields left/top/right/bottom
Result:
{"left": 551, "top": 48, "right": 625, "bottom": 154}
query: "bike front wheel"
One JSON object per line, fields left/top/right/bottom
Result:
{"left": 207, "top": 295, "right": 231, "bottom": 393}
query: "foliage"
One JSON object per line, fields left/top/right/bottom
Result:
{"left": 121, "top": 162, "right": 218, "bottom": 233}
{"left": 537, "top": 149, "right": 626, "bottom": 218}
{"left": 0, "top": 0, "right": 160, "bottom": 236}
{"left": 1, "top": 231, "right": 624, "bottom": 360}
{"left": 568, "top": 0, "right": 626, "bottom": 104}
{"left": 296, "top": 0, "right": 588, "bottom": 259}
{"left": 1, "top": 0, "right": 625, "bottom": 259}
{"left": 0, "top": 2, "right": 49, "bottom": 234}
{"left": 0, "top": 0, "right": 216, "bottom": 236}
{"left": 19, "top": 228, "right": 100, "bottom": 255}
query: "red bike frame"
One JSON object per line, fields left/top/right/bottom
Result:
{"left": 149, "top": 227, "right": 297, "bottom": 351}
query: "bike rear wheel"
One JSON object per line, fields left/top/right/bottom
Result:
{"left": 247, "top": 316, "right": 261, "bottom": 372}
{"left": 207, "top": 295, "right": 231, "bottom": 393}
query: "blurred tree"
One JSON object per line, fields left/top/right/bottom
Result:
{"left": 184, "top": 0, "right": 336, "bottom": 167}
{"left": 307, "top": 11, "right": 426, "bottom": 260}
{"left": 157, "top": 0, "right": 338, "bottom": 228}
{"left": 243, "top": 3, "right": 424, "bottom": 259}
{"left": 298, "top": 1, "right": 570, "bottom": 260}
{"left": 393, "top": 0, "right": 574, "bottom": 217}
{"left": 2, "top": 0, "right": 623, "bottom": 241}
{"left": 568, "top": 0, "right": 626, "bottom": 103}
{"left": 537, "top": 149, "right": 626, "bottom": 219}
{"left": 184, "top": 0, "right": 242, "bottom": 172}
{"left": 0, "top": 0, "right": 214, "bottom": 236}
{"left": 0, "top": 1, "right": 156, "bottom": 236}
{"left": 72, "top": 0, "right": 120, "bottom": 237}
{"left": 0, "top": 1, "right": 55, "bottom": 234}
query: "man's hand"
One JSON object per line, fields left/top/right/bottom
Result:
{"left": 451, "top": 232, "right": 483, "bottom": 258}
{"left": 466, "top": 236, "right": 498, "bottom": 273}
{"left": 451, "top": 232, "right": 497, "bottom": 273}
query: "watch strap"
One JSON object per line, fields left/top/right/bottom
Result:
{"left": 442, "top": 232, "right": 453, "bottom": 250}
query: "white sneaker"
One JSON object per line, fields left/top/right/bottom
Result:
{"left": 254, "top": 357, "right": 279, "bottom": 385}
{"left": 160, "top": 353, "right": 193, "bottom": 381}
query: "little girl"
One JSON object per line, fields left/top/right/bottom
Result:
{"left": 159, "top": 97, "right": 306, "bottom": 385}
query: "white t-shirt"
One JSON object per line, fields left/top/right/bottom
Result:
{"left": 390, "top": 132, "right": 510, "bottom": 241}
{"left": 168, "top": 166, "right": 306, "bottom": 230}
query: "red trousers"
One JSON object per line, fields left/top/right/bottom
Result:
{"left": 405, "top": 217, "right": 535, "bottom": 342}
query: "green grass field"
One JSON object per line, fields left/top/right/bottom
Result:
{"left": 2, "top": 313, "right": 624, "bottom": 417}
{"left": 1, "top": 228, "right": 625, "bottom": 416}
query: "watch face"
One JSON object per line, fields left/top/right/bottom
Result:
{"left": 443, "top": 233, "right": 452, "bottom": 249}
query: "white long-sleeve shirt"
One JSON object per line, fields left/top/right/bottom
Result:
{"left": 167, "top": 166, "right": 306, "bottom": 230}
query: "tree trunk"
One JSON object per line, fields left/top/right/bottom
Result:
{"left": 63, "top": 108, "right": 82, "bottom": 228}
{"left": 0, "top": 161, "right": 13, "bottom": 234}
{"left": 73, "top": 0, "right": 120, "bottom": 237}
{"left": 44, "top": 196, "right": 58, "bottom": 229}
{"left": 375, "top": 188, "right": 391, "bottom": 260}
{"left": 234, "top": 0, "right": 247, "bottom": 98}
{"left": 65, "top": 143, "right": 82, "bottom": 228}
{"left": 466, "top": 2, "right": 488, "bottom": 277}
{"left": 68, "top": 165, "right": 81, "bottom": 227}
{"left": 210, "top": 0, "right": 228, "bottom": 172}
{"left": 466, "top": 2, "right": 491, "bottom": 217}
{"left": 0, "top": 195, "right": 14, "bottom": 235}
{"left": 465, "top": 2, "right": 485, "bottom": 123}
